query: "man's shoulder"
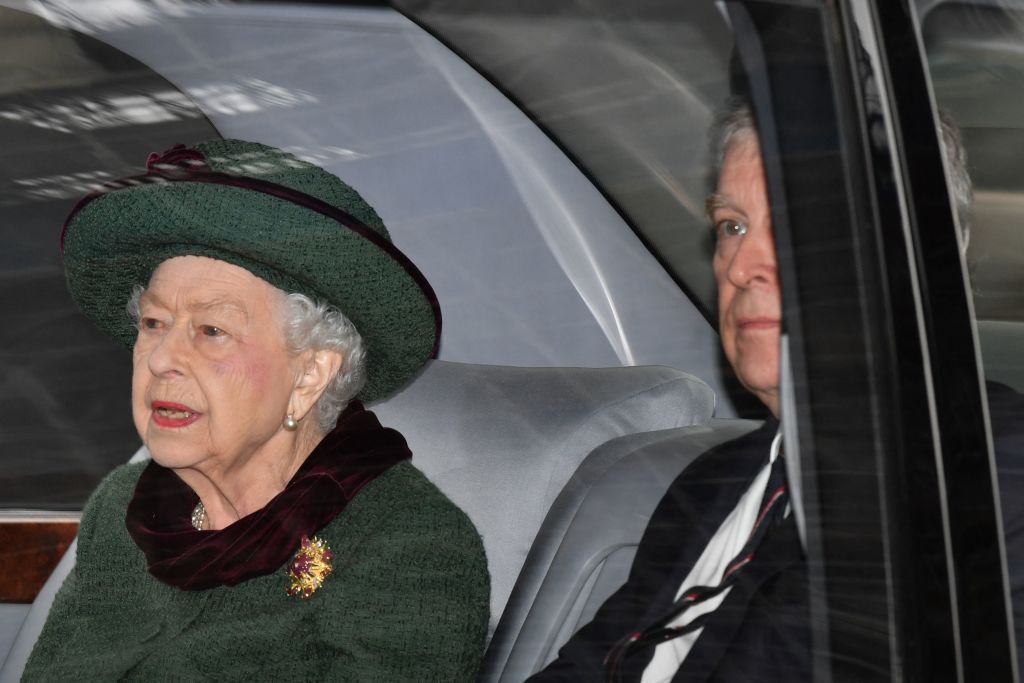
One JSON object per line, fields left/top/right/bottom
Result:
{"left": 987, "top": 381, "right": 1024, "bottom": 441}
{"left": 663, "top": 419, "right": 777, "bottom": 498}
{"left": 633, "top": 419, "right": 779, "bottom": 573}
{"left": 631, "top": 418, "right": 779, "bottom": 565}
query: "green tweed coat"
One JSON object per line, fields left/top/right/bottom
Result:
{"left": 23, "top": 461, "right": 490, "bottom": 681}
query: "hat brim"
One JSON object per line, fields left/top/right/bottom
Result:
{"left": 63, "top": 180, "right": 439, "bottom": 403}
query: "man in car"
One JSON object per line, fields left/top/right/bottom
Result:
{"left": 532, "top": 101, "right": 1023, "bottom": 682}
{"left": 529, "top": 98, "right": 808, "bottom": 683}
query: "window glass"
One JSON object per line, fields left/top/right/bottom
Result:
{"left": 7, "top": 0, "right": 1007, "bottom": 679}
{"left": 393, "top": 0, "right": 734, "bottom": 318}
{"left": 919, "top": 0, "right": 1024, "bottom": 375}
{"left": 918, "top": 0, "right": 1024, "bottom": 667}
{"left": 3, "top": 0, "right": 748, "bottom": 514}
{"left": 0, "top": 5, "right": 219, "bottom": 510}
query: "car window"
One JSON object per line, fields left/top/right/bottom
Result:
{"left": 1, "top": 0, "right": 742, "bottom": 515}
{"left": 919, "top": 0, "right": 1024, "bottom": 378}
{"left": 393, "top": 0, "right": 734, "bottom": 320}
{"left": 0, "top": 5, "right": 219, "bottom": 510}
{"left": 719, "top": 0, "right": 1015, "bottom": 676}
{"left": 2, "top": 1, "right": 1016, "bottom": 680}
{"left": 918, "top": 0, "right": 1024, "bottom": 673}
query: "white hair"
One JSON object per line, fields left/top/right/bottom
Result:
{"left": 280, "top": 292, "right": 367, "bottom": 432}
{"left": 127, "top": 284, "right": 143, "bottom": 326}
{"left": 127, "top": 285, "right": 367, "bottom": 434}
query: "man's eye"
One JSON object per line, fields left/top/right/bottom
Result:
{"left": 200, "top": 325, "right": 225, "bottom": 338}
{"left": 716, "top": 219, "right": 748, "bottom": 238}
{"left": 140, "top": 317, "right": 163, "bottom": 331}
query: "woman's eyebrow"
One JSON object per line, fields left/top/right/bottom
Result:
{"left": 188, "top": 297, "right": 250, "bottom": 320}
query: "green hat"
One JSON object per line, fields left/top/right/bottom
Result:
{"left": 61, "top": 139, "right": 440, "bottom": 403}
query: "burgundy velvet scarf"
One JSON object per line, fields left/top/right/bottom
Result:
{"left": 125, "top": 402, "right": 410, "bottom": 590}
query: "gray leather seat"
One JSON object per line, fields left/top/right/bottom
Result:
{"left": 371, "top": 361, "right": 717, "bottom": 631}
{"left": 0, "top": 360, "right": 716, "bottom": 679}
{"left": 479, "top": 419, "right": 761, "bottom": 682}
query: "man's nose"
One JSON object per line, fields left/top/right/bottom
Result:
{"left": 726, "top": 221, "right": 778, "bottom": 288}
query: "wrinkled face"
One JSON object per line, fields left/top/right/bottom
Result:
{"left": 132, "top": 256, "right": 299, "bottom": 471}
{"left": 710, "top": 134, "right": 782, "bottom": 416}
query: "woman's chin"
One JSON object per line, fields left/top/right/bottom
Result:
{"left": 144, "top": 437, "right": 204, "bottom": 470}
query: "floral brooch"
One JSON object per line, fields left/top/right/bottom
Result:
{"left": 286, "top": 535, "right": 333, "bottom": 599}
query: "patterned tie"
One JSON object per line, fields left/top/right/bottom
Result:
{"left": 604, "top": 451, "right": 790, "bottom": 682}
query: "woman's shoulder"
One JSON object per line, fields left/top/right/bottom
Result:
{"left": 84, "top": 460, "right": 148, "bottom": 513}
{"left": 318, "top": 460, "right": 488, "bottom": 591}
{"left": 75, "top": 461, "right": 148, "bottom": 552}
{"left": 311, "top": 461, "right": 489, "bottom": 680}
{"left": 340, "top": 461, "right": 481, "bottom": 540}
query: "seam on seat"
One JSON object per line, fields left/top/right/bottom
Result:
{"left": 548, "top": 373, "right": 714, "bottom": 495}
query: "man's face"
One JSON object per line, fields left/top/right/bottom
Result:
{"left": 710, "top": 134, "right": 781, "bottom": 416}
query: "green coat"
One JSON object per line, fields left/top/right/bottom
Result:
{"left": 24, "top": 461, "right": 490, "bottom": 681}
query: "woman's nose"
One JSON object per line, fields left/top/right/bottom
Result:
{"left": 146, "top": 325, "right": 189, "bottom": 378}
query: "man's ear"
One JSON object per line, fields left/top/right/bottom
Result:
{"left": 289, "top": 349, "right": 344, "bottom": 422}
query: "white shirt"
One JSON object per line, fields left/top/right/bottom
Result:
{"left": 640, "top": 430, "right": 784, "bottom": 683}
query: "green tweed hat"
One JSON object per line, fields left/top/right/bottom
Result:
{"left": 61, "top": 139, "right": 440, "bottom": 403}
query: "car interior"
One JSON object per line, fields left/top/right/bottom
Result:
{"left": 0, "top": 0, "right": 1021, "bottom": 680}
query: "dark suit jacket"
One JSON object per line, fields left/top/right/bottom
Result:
{"left": 530, "top": 419, "right": 810, "bottom": 682}
{"left": 533, "top": 382, "right": 1024, "bottom": 682}
{"left": 989, "top": 381, "right": 1024, "bottom": 666}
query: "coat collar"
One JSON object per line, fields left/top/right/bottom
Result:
{"left": 126, "top": 401, "right": 411, "bottom": 590}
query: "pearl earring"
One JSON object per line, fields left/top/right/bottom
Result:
{"left": 284, "top": 413, "right": 298, "bottom": 431}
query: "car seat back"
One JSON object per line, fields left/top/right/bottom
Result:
{"left": 480, "top": 419, "right": 761, "bottom": 681}
{"left": 370, "top": 361, "right": 717, "bottom": 631}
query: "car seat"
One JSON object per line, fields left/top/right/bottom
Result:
{"left": 478, "top": 419, "right": 760, "bottom": 681}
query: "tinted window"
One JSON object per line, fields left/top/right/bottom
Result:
{"left": 0, "top": 5, "right": 219, "bottom": 509}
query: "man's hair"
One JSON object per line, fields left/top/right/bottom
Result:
{"left": 938, "top": 109, "right": 973, "bottom": 249}
{"left": 127, "top": 285, "right": 367, "bottom": 434}
{"left": 707, "top": 99, "right": 973, "bottom": 246}
{"left": 707, "top": 97, "right": 757, "bottom": 187}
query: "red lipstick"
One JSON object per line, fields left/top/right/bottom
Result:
{"left": 151, "top": 401, "right": 202, "bottom": 428}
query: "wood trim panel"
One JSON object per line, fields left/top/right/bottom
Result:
{"left": 0, "top": 521, "right": 79, "bottom": 603}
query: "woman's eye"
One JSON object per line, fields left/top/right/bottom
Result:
{"left": 715, "top": 219, "right": 748, "bottom": 239}
{"left": 140, "top": 317, "right": 163, "bottom": 331}
{"left": 200, "top": 325, "right": 225, "bottom": 338}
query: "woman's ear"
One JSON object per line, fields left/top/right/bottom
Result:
{"left": 289, "top": 349, "right": 344, "bottom": 423}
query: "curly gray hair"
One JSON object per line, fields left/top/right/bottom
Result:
{"left": 280, "top": 292, "right": 367, "bottom": 432}
{"left": 127, "top": 285, "right": 366, "bottom": 434}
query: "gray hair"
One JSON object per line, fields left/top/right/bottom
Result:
{"left": 281, "top": 293, "right": 367, "bottom": 432}
{"left": 127, "top": 285, "right": 367, "bottom": 434}
{"left": 938, "top": 109, "right": 973, "bottom": 249}
{"left": 707, "top": 99, "right": 973, "bottom": 246}
{"left": 708, "top": 97, "right": 758, "bottom": 186}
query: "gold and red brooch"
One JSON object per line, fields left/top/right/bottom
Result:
{"left": 286, "top": 535, "right": 333, "bottom": 599}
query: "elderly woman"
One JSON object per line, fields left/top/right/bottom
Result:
{"left": 23, "top": 140, "right": 489, "bottom": 680}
